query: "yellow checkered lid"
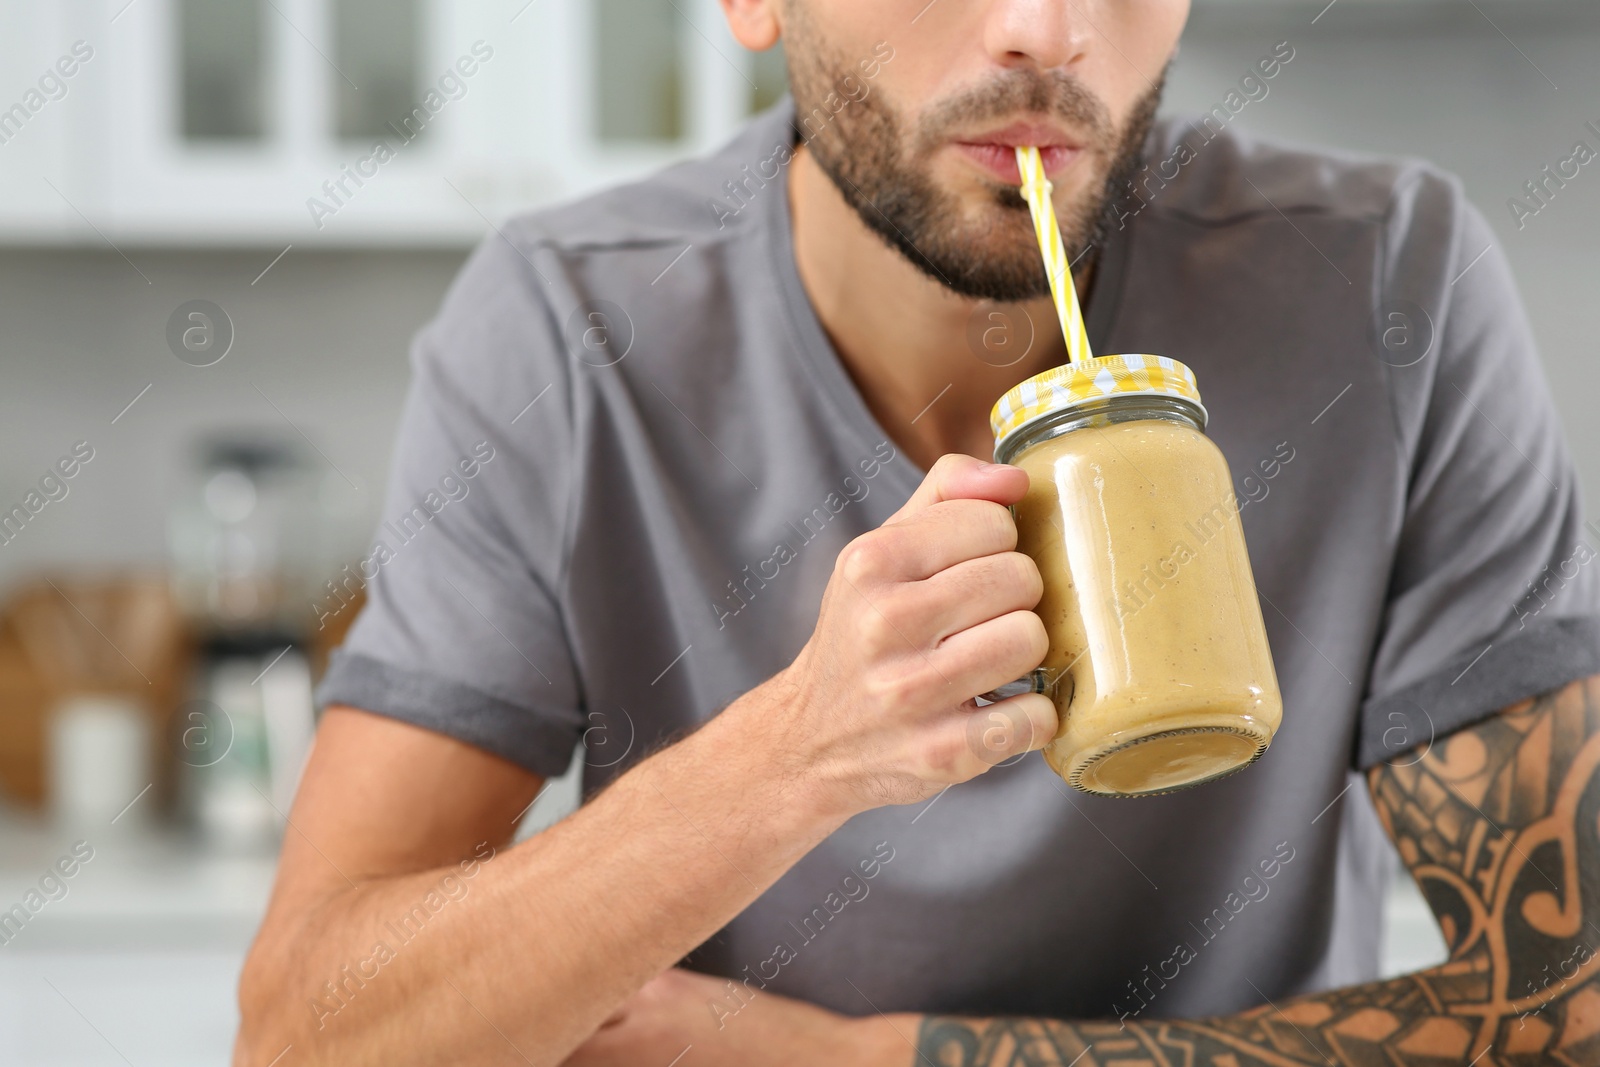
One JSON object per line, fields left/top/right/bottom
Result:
{"left": 990, "top": 354, "right": 1206, "bottom": 456}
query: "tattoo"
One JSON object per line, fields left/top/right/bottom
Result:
{"left": 915, "top": 675, "right": 1600, "bottom": 1066}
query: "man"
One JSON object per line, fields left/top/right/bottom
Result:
{"left": 236, "top": 0, "right": 1600, "bottom": 1063}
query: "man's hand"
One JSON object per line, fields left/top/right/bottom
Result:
{"left": 563, "top": 969, "right": 894, "bottom": 1067}
{"left": 758, "top": 453, "right": 1057, "bottom": 816}
{"left": 237, "top": 454, "right": 1055, "bottom": 1066}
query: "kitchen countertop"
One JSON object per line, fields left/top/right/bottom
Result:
{"left": 0, "top": 817, "right": 276, "bottom": 953}
{"left": 0, "top": 792, "right": 1447, "bottom": 1065}
{"left": 0, "top": 815, "right": 276, "bottom": 1066}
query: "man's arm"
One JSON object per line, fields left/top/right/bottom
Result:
{"left": 234, "top": 456, "right": 1056, "bottom": 1066}
{"left": 907, "top": 674, "right": 1600, "bottom": 1066}
{"left": 233, "top": 700, "right": 844, "bottom": 1066}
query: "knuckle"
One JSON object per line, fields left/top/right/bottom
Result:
{"left": 919, "top": 732, "right": 971, "bottom": 780}
{"left": 857, "top": 601, "right": 900, "bottom": 651}
{"left": 882, "top": 601, "right": 922, "bottom": 646}
{"left": 862, "top": 664, "right": 920, "bottom": 709}
{"left": 837, "top": 535, "right": 887, "bottom": 585}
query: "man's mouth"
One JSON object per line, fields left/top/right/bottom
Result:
{"left": 951, "top": 121, "right": 1085, "bottom": 184}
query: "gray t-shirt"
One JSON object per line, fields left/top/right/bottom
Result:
{"left": 318, "top": 100, "right": 1600, "bottom": 1020}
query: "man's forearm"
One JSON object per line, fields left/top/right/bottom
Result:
{"left": 908, "top": 952, "right": 1596, "bottom": 1066}
{"left": 883, "top": 676, "right": 1600, "bottom": 1067}
{"left": 244, "top": 455, "right": 1064, "bottom": 1066}
{"left": 238, "top": 681, "right": 848, "bottom": 1066}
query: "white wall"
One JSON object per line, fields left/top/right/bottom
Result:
{"left": 0, "top": 247, "right": 465, "bottom": 597}
{"left": 1168, "top": 0, "right": 1600, "bottom": 507}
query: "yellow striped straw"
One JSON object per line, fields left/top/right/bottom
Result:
{"left": 1015, "top": 145, "right": 1092, "bottom": 365}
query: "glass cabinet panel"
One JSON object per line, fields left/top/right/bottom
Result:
{"left": 332, "top": 0, "right": 424, "bottom": 141}
{"left": 179, "top": 0, "right": 266, "bottom": 141}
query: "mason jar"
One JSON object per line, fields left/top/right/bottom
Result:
{"left": 989, "top": 354, "right": 1282, "bottom": 797}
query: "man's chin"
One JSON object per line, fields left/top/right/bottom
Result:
{"left": 908, "top": 243, "right": 1054, "bottom": 303}
{"left": 853, "top": 179, "right": 1084, "bottom": 301}
{"left": 809, "top": 144, "right": 1069, "bottom": 301}
{"left": 916, "top": 217, "right": 1058, "bottom": 303}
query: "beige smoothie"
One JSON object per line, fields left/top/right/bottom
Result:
{"left": 1011, "top": 416, "right": 1282, "bottom": 795}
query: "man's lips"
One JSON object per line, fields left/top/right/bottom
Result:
{"left": 952, "top": 143, "right": 1081, "bottom": 184}
{"left": 951, "top": 122, "right": 1085, "bottom": 184}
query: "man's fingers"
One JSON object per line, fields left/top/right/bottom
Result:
{"left": 934, "top": 608, "right": 1050, "bottom": 699}
{"left": 886, "top": 454, "right": 1028, "bottom": 525}
{"left": 905, "top": 551, "right": 1043, "bottom": 638}
{"left": 960, "top": 693, "right": 1059, "bottom": 769}
{"left": 858, "top": 499, "right": 1019, "bottom": 582}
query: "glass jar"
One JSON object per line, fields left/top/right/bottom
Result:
{"left": 990, "top": 355, "right": 1282, "bottom": 797}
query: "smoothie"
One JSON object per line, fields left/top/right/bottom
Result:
{"left": 1011, "top": 414, "right": 1281, "bottom": 795}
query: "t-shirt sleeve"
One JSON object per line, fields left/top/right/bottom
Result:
{"left": 1355, "top": 178, "right": 1600, "bottom": 770}
{"left": 314, "top": 230, "right": 586, "bottom": 778}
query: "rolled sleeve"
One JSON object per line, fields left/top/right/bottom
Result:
{"left": 1355, "top": 186, "right": 1600, "bottom": 769}
{"left": 317, "top": 650, "right": 582, "bottom": 777}
{"left": 315, "top": 229, "right": 586, "bottom": 777}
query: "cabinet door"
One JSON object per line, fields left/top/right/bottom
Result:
{"left": 0, "top": 4, "right": 99, "bottom": 240}
{"left": 0, "top": 0, "right": 775, "bottom": 244}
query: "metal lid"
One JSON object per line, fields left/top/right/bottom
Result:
{"left": 990, "top": 354, "right": 1207, "bottom": 456}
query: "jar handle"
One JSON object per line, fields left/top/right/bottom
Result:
{"left": 978, "top": 667, "right": 1066, "bottom": 704}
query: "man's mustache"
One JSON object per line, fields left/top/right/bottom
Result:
{"left": 915, "top": 69, "right": 1113, "bottom": 151}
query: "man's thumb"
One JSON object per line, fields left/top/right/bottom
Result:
{"left": 886, "top": 453, "right": 1027, "bottom": 524}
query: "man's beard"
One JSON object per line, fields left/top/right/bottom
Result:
{"left": 787, "top": 38, "right": 1166, "bottom": 302}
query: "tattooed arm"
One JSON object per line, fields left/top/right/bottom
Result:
{"left": 914, "top": 675, "right": 1600, "bottom": 1067}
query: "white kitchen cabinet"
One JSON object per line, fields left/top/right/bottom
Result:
{"left": 0, "top": 0, "right": 770, "bottom": 246}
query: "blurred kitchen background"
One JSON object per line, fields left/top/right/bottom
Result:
{"left": 0, "top": 0, "right": 1595, "bottom": 1061}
